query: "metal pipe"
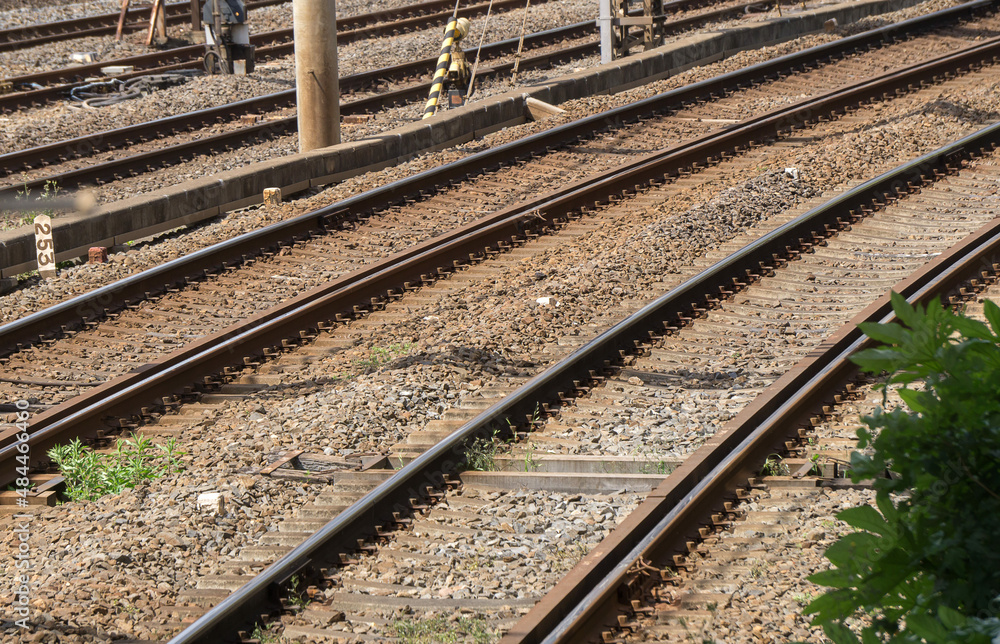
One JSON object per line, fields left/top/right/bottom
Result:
{"left": 294, "top": 0, "right": 341, "bottom": 151}
{"left": 422, "top": 17, "right": 460, "bottom": 119}
{"left": 211, "top": 0, "right": 223, "bottom": 64}
{"left": 465, "top": 0, "right": 495, "bottom": 98}
{"left": 510, "top": 0, "right": 531, "bottom": 84}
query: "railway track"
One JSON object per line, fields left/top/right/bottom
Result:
{"left": 0, "top": 0, "right": 556, "bottom": 111}
{"left": 503, "top": 132, "right": 1000, "bottom": 644}
{"left": 3, "top": 6, "right": 1000, "bottom": 637}
{"left": 0, "top": 0, "right": 794, "bottom": 197}
{"left": 0, "top": 21, "right": 597, "bottom": 195}
{"left": 0, "top": 1, "right": 996, "bottom": 412}
{"left": 619, "top": 280, "right": 1000, "bottom": 642}
{"left": 162, "top": 116, "right": 1000, "bottom": 644}
{"left": 1, "top": 0, "right": 995, "bottom": 355}
{"left": 0, "top": 0, "right": 755, "bottom": 113}
{"left": 0, "top": 0, "right": 288, "bottom": 52}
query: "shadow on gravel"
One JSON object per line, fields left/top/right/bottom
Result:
{"left": 919, "top": 98, "right": 1000, "bottom": 124}
{"left": 254, "top": 343, "right": 535, "bottom": 394}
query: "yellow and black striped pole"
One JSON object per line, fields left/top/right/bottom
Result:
{"left": 422, "top": 18, "right": 460, "bottom": 119}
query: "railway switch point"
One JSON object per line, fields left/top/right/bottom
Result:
{"left": 422, "top": 17, "right": 471, "bottom": 118}
{"left": 203, "top": 0, "right": 254, "bottom": 75}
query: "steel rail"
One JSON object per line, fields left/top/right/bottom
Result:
{"left": 0, "top": 0, "right": 787, "bottom": 170}
{"left": 0, "top": 32, "right": 994, "bottom": 641}
{"left": 0, "top": 0, "right": 559, "bottom": 112}
{"left": 0, "top": 0, "right": 991, "bottom": 360}
{"left": 506, "top": 121, "right": 1000, "bottom": 644}
{"left": 0, "top": 20, "right": 596, "bottom": 178}
{"left": 0, "top": 0, "right": 286, "bottom": 53}
{"left": 160, "top": 88, "right": 1000, "bottom": 644}
{"left": 3, "top": 0, "right": 777, "bottom": 172}
{"left": 0, "top": 42, "right": 596, "bottom": 195}
{"left": 0, "top": 0, "right": 723, "bottom": 56}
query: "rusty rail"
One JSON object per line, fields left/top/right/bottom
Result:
{"left": 0, "top": 21, "right": 596, "bottom": 186}
{"left": 0, "top": 37, "right": 981, "bottom": 643}
{"left": 0, "top": 0, "right": 560, "bottom": 112}
{"left": 0, "top": 0, "right": 286, "bottom": 52}
{"left": 503, "top": 121, "right": 1000, "bottom": 644}
{"left": 1, "top": 0, "right": 992, "bottom": 361}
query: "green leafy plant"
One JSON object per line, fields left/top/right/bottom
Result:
{"left": 760, "top": 453, "right": 789, "bottom": 476}
{"left": 250, "top": 623, "right": 281, "bottom": 644}
{"left": 801, "top": 293, "right": 1000, "bottom": 643}
{"left": 48, "top": 436, "right": 185, "bottom": 501}
{"left": 464, "top": 428, "right": 503, "bottom": 472}
{"left": 287, "top": 574, "right": 310, "bottom": 610}
{"left": 522, "top": 440, "right": 540, "bottom": 472}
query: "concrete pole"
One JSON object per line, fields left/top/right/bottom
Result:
{"left": 599, "top": 0, "right": 613, "bottom": 64}
{"left": 294, "top": 0, "right": 340, "bottom": 152}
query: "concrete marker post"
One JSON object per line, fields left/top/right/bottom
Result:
{"left": 263, "top": 188, "right": 283, "bottom": 205}
{"left": 33, "top": 215, "right": 56, "bottom": 279}
{"left": 294, "top": 0, "right": 341, "bottom": 152}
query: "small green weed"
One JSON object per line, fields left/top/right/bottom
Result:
{"left": 2, "top": 178, "right": 62, "bottom": 232}
{"left": 521, "top": 441, "right": 539, "bottom": 472}
{"left": 391, "top": 614, "right": 496, "bottom": 644}
{"left": 48, "top": 436, "right": 185, "bottom": 502}
{"left": 678, "top": 598, "right": 719, "bottom": 643}
{"left": 632, "top": 444, "right": 676, "bottom": 476}
{"left": 791, "top": 593, "right": 811, "bottom": 607}
{"left": 287, "top": 574, "right": 310, "bottom": 610}
{"left": 760, "top": 453, "right": 789, "bottom": 477}
{"left": 355, "top": 342, "right": 413, "bottom": 371}
{"left": 250, "top": 623, "right": 281, "bottom": 644}
{"left": 550, "top": 542, "right": 589, "bottom": 570}
{"left": 465, "top": 428, "right": 503, "bottom": 472}
{"left": 639, "top": 458, "right": 674, "bottom": 475}
{"left": 16, "top": 177, "right": 60, "bottom": 202}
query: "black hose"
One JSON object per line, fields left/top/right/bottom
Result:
{"left": 69, "top": 71, "right": 200, "bottom": 108}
